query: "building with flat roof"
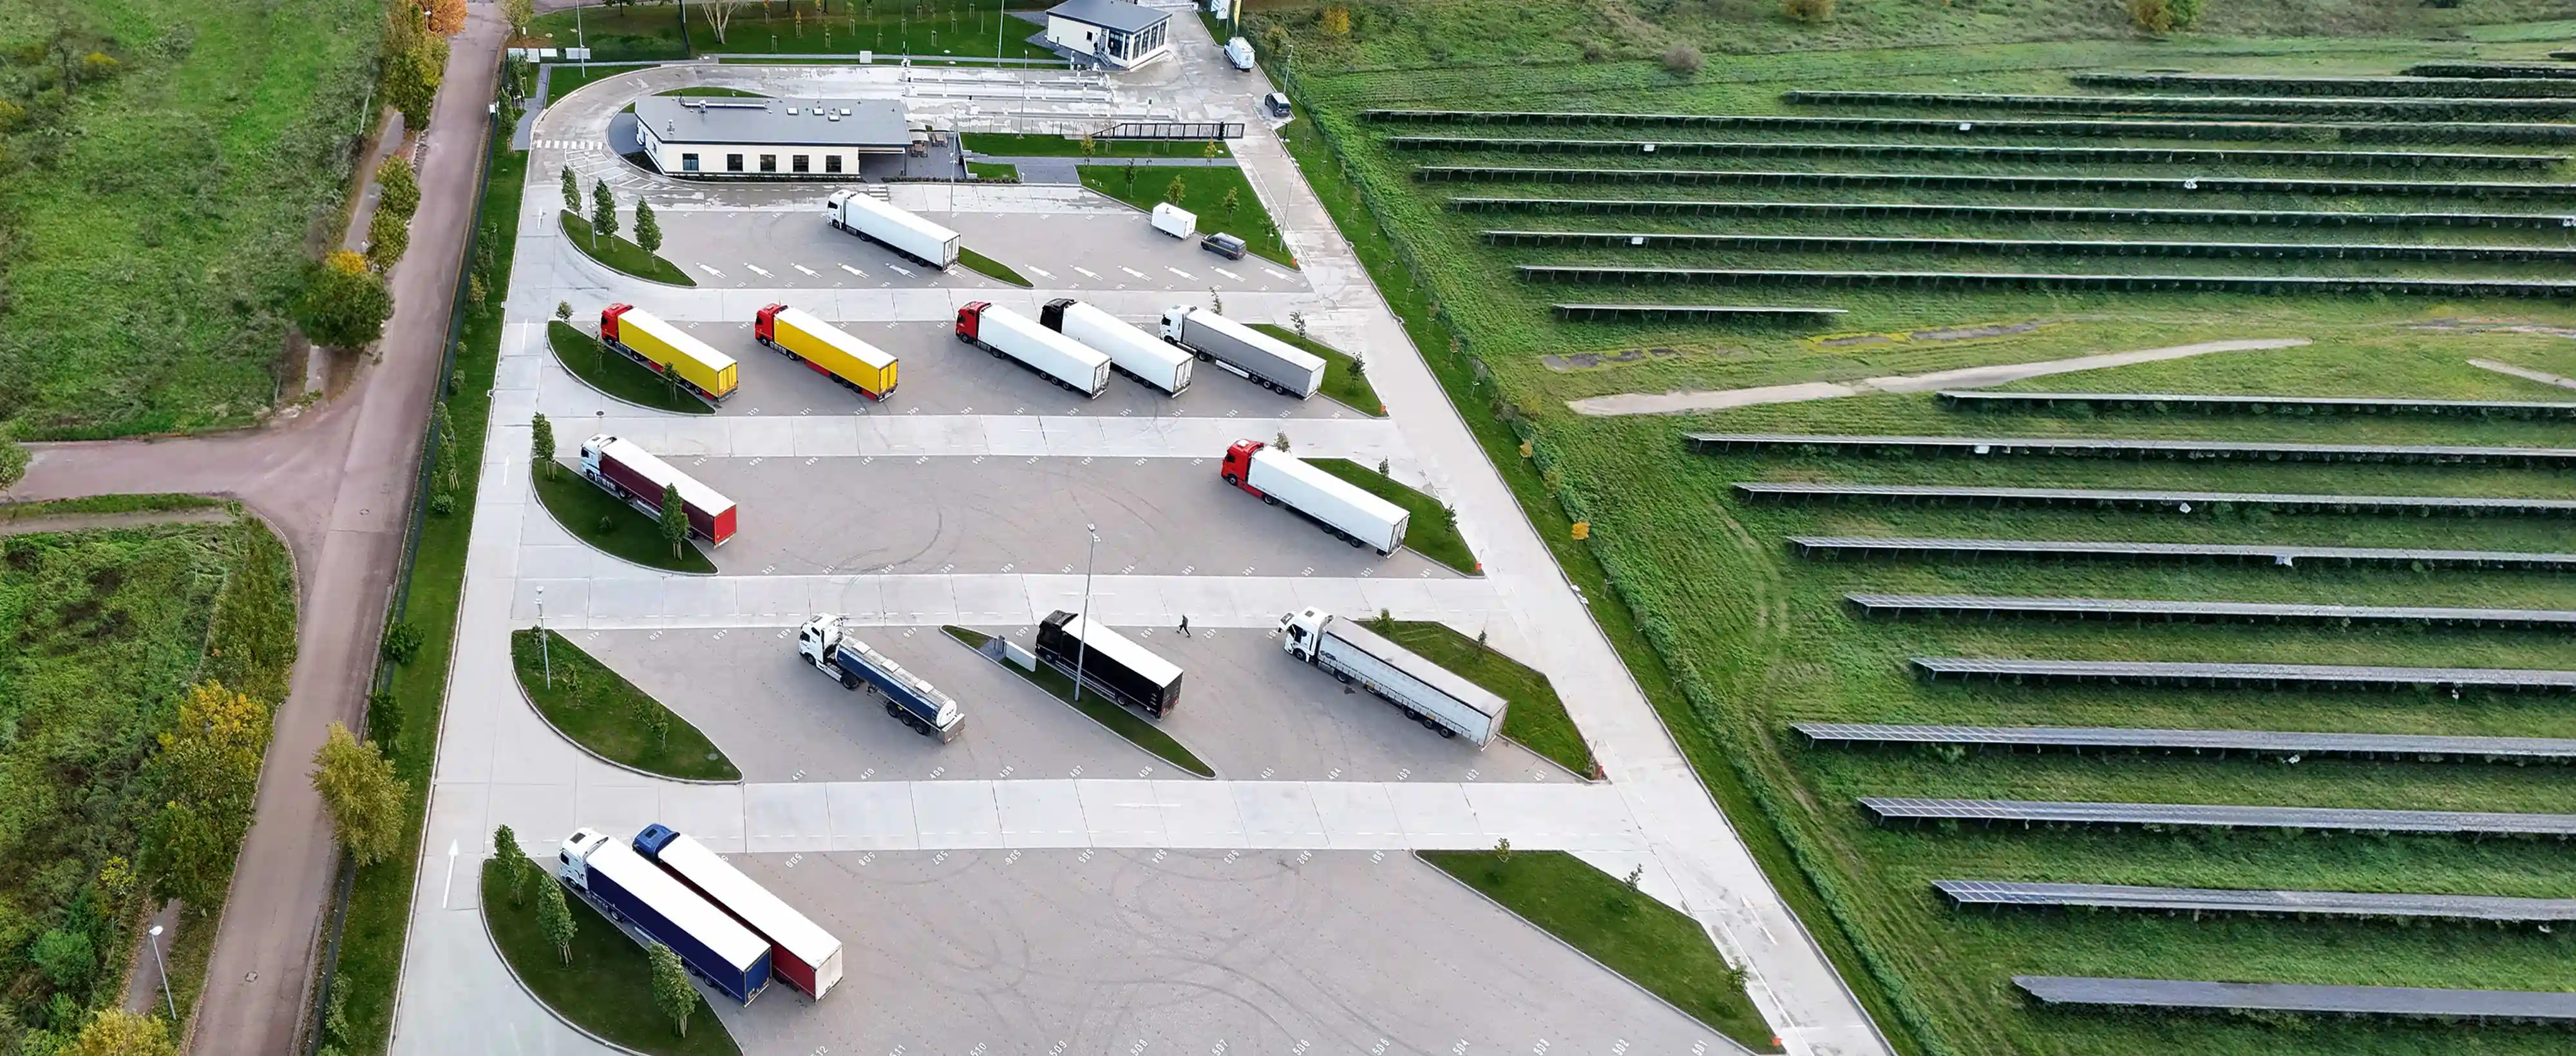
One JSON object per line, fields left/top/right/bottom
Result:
{"left": 635, "top": 95, "right": 913, "bottom": 178}
{"left": 1043, "top": 0, "right": 1172, "bottom": 70}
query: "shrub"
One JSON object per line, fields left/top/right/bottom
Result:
{"left": 2168, "top": 0, "right": 2204, "bottom": 25}
{"left": 1580, "top": 40, "right": 1609, "bottom": 62}
{"left": 377, "top": 156, "right": 420, "bottom": 218}
{"left": 1319, "top": 3, "right": 1351, "bottom": 36}
{"left": 2127, "top": 0, "right": 2176, "bottom": 32}
{"left": 381, "top": 621, "right": 424, "bottom": 665}
{"left": 1783, "top": 0, "right": 1834, "bottom": 22}
{"left": 1661, "top": 43, "right": 1704, "bottom": 77}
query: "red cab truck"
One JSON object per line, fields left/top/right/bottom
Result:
{"left": 578, "top": 434, "right": 739, "bottom": 546}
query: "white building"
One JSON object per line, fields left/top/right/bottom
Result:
{"left": 1043, "top": 0, "right": 1173, "bottom": 70}
{"left": 634, "top": 96, "right": 912, "bottom": 179}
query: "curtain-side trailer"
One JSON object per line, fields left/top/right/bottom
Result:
{"left": 632, "top": 825, "right": 846, "bottom": 1000}
{"left": 578, "top": 434, "right": 739, "bottom": 546}
{"left": 955, "top": 302, "right": 1111, "bottom": 396}
{"left": 797, "top": 614, "right": 963, "bottom": 740}
{"left": 824, "top": 189, "right": 961, "bottom": 269}
{"left": 1041, "top": 298, "right": 1191, "bottom": 395}
{"left": 1219, "top": 439, "right": 1407, "bottom": 555}
{"left": 1159, "top": 305, "right": 1324, "bottom": 398}
{"left": 1035, "top": 611, "right": 1184, "bottom": 716}
{"left": 556, "top": 827, "right": 773, "bottom": 1004}
{"left": 1278, "top": 608, "right": 1507, "bottom": 745}
{"left": 599, "top": 304, "right": 739, "bottom": 404}
{"left": 756, "top": 304, "right": 898, "bottom": 400}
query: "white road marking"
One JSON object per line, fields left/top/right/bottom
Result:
{"left": 697, "top": 264, "right": 725, "bottom": 278}
{"left": 1027, "top": 266, "right": 1054, "bottom": 278}
{"left": 887, "top": 263, "right": 915, "bottom": 276}
{"left": 743, "top": 262, "right": 773, "bottom": 277}
{"left": 791, "top": 263, "right": 819, "bottom": 276}
{"left": 1212, "top": 267, "right": 1243, "bottom": 280}
{"left": 1166, "top": 267, "right": 1196, "bottom": 280}
{"left": 1264, "top": 267, "right": 1291, "bottom": 280}
{"left": 840, "top": 264, "right": 867, "bottom": 277}
{"left": 1074, "top": 266, "right": 1101, "bottom": 278}
{"left": 1119, "top": 266, "right": 1149, "bottom": 278}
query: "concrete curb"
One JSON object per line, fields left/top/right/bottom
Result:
{"left": 507, "top": 635, "right": 742, "bottom": 786}
{"left": 475, "top": 867, "right": 663, "bottom": 1056}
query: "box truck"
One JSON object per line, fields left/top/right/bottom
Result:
{"left": 1218, "top": 439, "right": 1407, "bottom": 555}
{"left": 755, "top": 304, "right": 898, "bottom": 401}
{"left": 1036, "top": 611, "right": 1183, "bottom": 716}
{"left": 797, "top": 614, "right": 963, "bottom": 741}
{"left": 556, "top": 827, "right": 773, "bottom": 1005}
{"left": 1151, "top": 202, "right": 1197, "bottom": 239}
{"left": 632, "top": 825, "right": 845, "bottom": 1001}
{"left": 1278, "top": 608, "right": 1507, "bottom": 746}
{"left": 578, "top": 434, "right": 739, "bottom": 546}
{"left": 824, "top": 189, "right": 960, "bottom": 269}
{"left": 1041, "top": 298, "right": 1191, "bottom": 395}
{"left": 955, "top": 302, "right": 1111, "bottom": 397}
{"left": 1159, "top": 306, "right": 1324, "bottom": 398}
{"left": 600, "top": 304, "right": 739, "bottom": 405}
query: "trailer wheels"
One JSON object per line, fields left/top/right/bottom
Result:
{"left": 1262, "top": 494, "right": 1280, "bottom": 506}
{"left": 1347, "top": 536, "right": 1364, "bottom": 548}
{"left": 1437, "top": 725, "right": 1457, "bottom": 739}
{"left": 842, "top": 672, "right": 860, "bottom": 691}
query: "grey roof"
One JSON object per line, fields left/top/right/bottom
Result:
{"left": 1846, "top": 594, "right": 2576, "bottom": 629}
{"left": 2014, "top": 976, "right": 2576, "bottom": 1022}
{"left": 1793, "top": 722, "right": 2576, "bottom": 762}
{"left": 1910, "top": 657, "right": 2576, "bottom": 691}
{"left": 1736, "top": 481, "right": 2576, "bottom": 517}
{"left": 635, "top": 95, "right": 911, "bottom": 149}
{"left": 1862, "top": 798, "right": 2576, "bottom": 836}
{"left": 1937, "top": 880, "right": 2576, "bottom": 922}
{"left": 1045, "top": 0, "right": 1168, "bottom": 33}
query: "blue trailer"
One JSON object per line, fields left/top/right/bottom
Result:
{"left": 556, "top": 827, "right": 773, "bottom": 1005}
{"left": 797, "top": 614, "right": 964, "bottom": 741}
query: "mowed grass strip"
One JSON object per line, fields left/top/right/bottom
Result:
{"left": 547, "top": 321, "right": 716, "bottom": 414}
{"left": 511, "top": 629, "right": 737, "bottom": 781}
{"left": 480, "top": 858, "right": 741, "bottom": 1056}
{"left": 527, "top": 0, "right": 1058, "bottom": 61}
{"left": 965, "top": 132, "right": 1230, "bottom": 158}
{"left": 1077, "top": 164, "right": 1293, "bottom": 266}
{"left": 1421, "top": 850, "right": 1776, "bottom": 1051}
{"left": 1305, "top": 459, "right": 1479, "bottom": 574}
{"left": 1381, "top": 621, "right": 1594, "bottom": 776}
{"left": 959, "top": 245, "right": 1032, "bottom": 287}
{"left": 531, "top": 461, "right": 719, "bottom": 574}
{"left": 1249, "top": 323, "right": 1385, "bottom": 416}
{"left": 560, "top": 211, "right": 697, "bottom": 286}
{"left": 941, "top": 626, "right": 1214, "bottom": 776}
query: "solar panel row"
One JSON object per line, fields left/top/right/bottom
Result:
{"left": 1911, "top": 657, "right": 2576, "bottom": 691}
{"left": 1861, "top": 798, "right": 2576, "bottom": 836}
{"left": 1794, "top": 722, "right": 2576, "bottom": 762}
{"left": 2014, "top": 976, "right": 2576, "bottom": 1022}
{"left": 1937, "top": 390, "right": 2576, "bottom": 418}
{"left": 1737, "top": 481, "right": 2576, "bottom": 517}
{"left": 1523, "top": 265, "right": 2576, "bottom": 299}
{"left": 1790, "top": 536, "right": 2576, "bottom": 571}
{"left": 1485, "top": 230, "right": 2576, "bottom": 264}
{"left": 1449, "top": 197, "right": 2576, "bottom": 231}
{"left": 1849, "top": 593, "right": 2576, "bottom": 629}
{"left": 1936, "top": 879, "right": 2576, "bottom": 921}
{"left": 1550, "top": 303, "right": 1846, "bottom": 322}
{"left": 1689, "top": 432, "right": 2576, "bottom": 467}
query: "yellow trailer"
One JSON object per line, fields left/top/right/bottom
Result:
{"left": 757, "top": 304, "right": 898, "bottom": 400}
{"left": 600, "top": 304, "right": 739, "bottom": 403}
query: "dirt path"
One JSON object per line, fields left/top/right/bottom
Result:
{"left": 2470, "top": 358, "right": 2576, "bottom": 392}
{"left": 1, "top": 11, "right": 505, "bottom": 1054}
{"left": 1566, "top": 337, "right": 2311, "bottom": 416}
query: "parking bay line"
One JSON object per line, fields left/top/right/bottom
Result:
{"left": 1212, "top": 267, "right": 1242, "bottom": 280}
{"left": 744, "top": 262, "right": 773, "bottom": 277}
{"left": 792, "top": 264, "right": 819, "bottom": 276}
{"left": 698, "top": 264, "right": 726, "bottom": 278}
{"left": 1167, "top": 267, "right": 1197, "bottom": 280}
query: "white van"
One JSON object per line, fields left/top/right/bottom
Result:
{"left": 1224, "top": 37, "right": 1255, "bottom": 71}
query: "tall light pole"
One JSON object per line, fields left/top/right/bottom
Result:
{"left": 1072, "top": 523, "right": 1096, "bottom": 704}
{"left": 147, "top": 925, "right": 176, "bottom": 1021}
{"left": 536, "top": 585, "right": 551, "bottom": 687}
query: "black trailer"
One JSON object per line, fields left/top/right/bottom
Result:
{"left": 1036, "top": 611, "right": 1184, "bottom": 716}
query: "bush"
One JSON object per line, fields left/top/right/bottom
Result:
{"left": 2168, "top": 0, "right": 2204, "bottom": 25}
{"left": 377, "top": 156, "right": 420, "bottom": 218}
{"left": 1580, "top": 40, "right": 1609, "bottom": 62}
{"left": 1661, "top": 43, "right": 1704, "bottom": 77}
{"left": 1783, "top": 0, "right": 1834, "bottom": 22}
{"left": 381, "top": 621, "right": 424, "bottom": 666}
{"left": 2127, "top": 0, "right": 2177, "bottom": 32}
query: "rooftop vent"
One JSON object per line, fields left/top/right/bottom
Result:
{"left": 788, "top": 106, "right": 799, "bottom": 115}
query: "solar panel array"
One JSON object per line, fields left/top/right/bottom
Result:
{"left": 1736, "top": 481, "right": 2576, "bottom": 517}
{"left": 1448, "top": 197, "right": 2576, "bottom": 231}
{"left": 1359, "top": 108, "right": 2576, "bottom": 143}
{"left": 1794, "top": 722, "right": 2576, "bottom": 762}
{"left": 1848, "top": 594, "right": 2576, "bottom": 629}
{"left": 1419, "top": 166, "right": 2576, "bottom": 198}
{"left": 1936, "top": 880, "right": 2576, "bottom": 921}
{"left": 1783, "top": 88, "right": 2576, "bottom": 120}
{"left": 1861, "top": 798, "right": 2576, "bottom": 836}
{"left": 1688, "top": 432, "right": 2576, "bottom": 466}
{"left": 1484, "top": 230, "right": 2576, "bottom": 264}
{"left": 1549, "top": 303, "right": 1846, "bottom": 323}
{"left": 1392, "top": 136, "right": 2559, "bottom": 169}
{"left": 1520, "top": 265, "right": 2576, "bottom": 299}
{"left": 2014, "top": 976, "right": 2576, "bottom": 1022}
{"left": 1789, "top": 536, "right": 2576, "bottom": 571}
{"left": 1910, "top": 657, "right": 2576, "bottom": 691}
{"left": 1937, "top": 390, "right": 2576, "bottom": 419}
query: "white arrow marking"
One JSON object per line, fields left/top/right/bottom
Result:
{"left": 441, "top": 840, "right": 459, "bottom": 908}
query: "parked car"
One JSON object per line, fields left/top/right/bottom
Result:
{"left": 1200, "top": 232, "right": 1247, "bottom": 260}
{"left": 1264, "top": 92, "right": 1292, "bottom": 119}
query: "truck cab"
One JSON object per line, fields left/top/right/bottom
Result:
{"left": 797, "top": 615, "right": 858, "bottom": 687}
{"left": 954, "top": 302, "right": 990, "bottom": 343}
{"left": 558, "top": 826, "right": 611, "bottom": 883}
{"left": 1220, "top": 439, "right": 1266, "bottom": 495}
{"left": 1279, "top": 607, "right": 1327, "bottom": 662}
{"left": 753, "top": 303, "right": 786, "bottom": 347}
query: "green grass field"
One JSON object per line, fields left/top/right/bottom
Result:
{"left": 959, "top": 245, "right": 1032, "bottom": 287}
{"left": 1246, "top": 3, "right": 2576, "bottom": 1053}
{"left": 1077, "top": 164, "right": 1293, "bottom": 266}
{"left": 560, "top": 211, "right": 697, "bottom": 286}
{"left": 511, "top": 629, "right": 737, "bottom": 781}
{"left": 1248, "top": 323, "right": 1383, "bottom": 416}
{"left": 481, "top": 859, "right": 741, "bottom": 1056}
{"left": 1305, "top": 458, "right": 1479, "bottom": 573}
{"left": 0, "top": 0, "right": 384, "bottom": 437}
{"left": 527, "top": 0, "right": 1056, "bottom": 62}
{"left": 964, "top": 132, "right": 1230, "bottom": 158}
{"left": 547, "top": 321, "right": 717, "bottom": 415}
{"left": 965, "top": 160, "right": 1021, "bottom": 182}
{"left": 1379, "top": 620, "right": 1593, "bottom": 775}
{"left": 942, "top": 626, "right": 1214, "bottom": 776}
{"left": 532, "top": 461, "right": 720, "bottom": 574}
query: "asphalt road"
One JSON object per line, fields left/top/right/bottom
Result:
{"left": 651, "top": 204, "right": 1306, "bottom": 294}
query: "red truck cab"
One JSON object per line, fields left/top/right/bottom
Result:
{"left": 754, "top": 303, "right": 785, "bottom": 345}
{"left": 600, "top": 303, "right": 635, "bottom": 343}
{"left": 1220, "top": 439, "right": 1265, "bottom": 495}
{"left": 954, "top": 302, "right": 990, "bottom": 343}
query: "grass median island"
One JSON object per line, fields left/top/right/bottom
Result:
{"left": 1381, "top": 621, "right": 1593, "bottom": 776}
{"left": 1305, "top": 459, "right": 1479, "bottom": 574}
{"left": 942, "top": 626, "right": 1215, "bottom": 777}
{"left": 1076, "top": 164, "right": 1293, "bottom": 267}
{"left": 1251, "top": 323, "right": 1384, "bottom": 416}
{"left": 966, "top": 160, "right": 1021, "bottom": 182}
{"left": 482, "top": 858, "right": 741, "bottom": 1056}
{"left": 560, "top": 211, "right": 697, "bottom": 287}
{"left": 965, "top": 133, "right": 1231, "bottom": 158}
{"left": 531, "top": 460, "right": 719, "bottom": 574}
{"left": 511, "top": 629, "right": 738, "bottom": 781}
{"left": 1421, "top": 850, "right": 1776, "bottom": 1051}
{"left": 547, "top": 320, "right": 716, "bottom": 414}
{"left": 959, "top": 245, "right": 1032, "bottom": 287}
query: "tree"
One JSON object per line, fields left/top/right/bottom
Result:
{"left": 703, "top": 0, "right": 749, "bottom": 43}
{"left": 504, "top": 0, "right": 536, "bottom": 34}
{"left": 590, "top": 179, "right": 619, "bottom": 249}
{"left": 377, "top": 155, "right": 421, "bottom": 218}
{"left": 296, "top": 250, "right": 393, "bottom": 350}
{"left": 1162, "top": 174, "right": 1188, "bottom": 205}
{"left": 63, "top": 1010, "right": 176, "bottom": 1056}
{"left": 633, "top": 200, "right": 661, "bottom": 254}
{"left": 560, "top": 166, "right": 580, "bottom": 214}
{"left": 1782, "top": 0, "right": 1834, "bottom": 22}
{"left": 427, "top": 0, "right": 469, "bottom": 34}
{"left": 2168, "top": 0, "right": 2204, "bottom": 26}
{"left": 1272, "top": 429, "right": 1291, "bottom": 453}
{"left": 142, "top": 680, "right": 272, "bottom": 907}
{"left": 531, "top": 413, "right": 556, "bottom": 478}
{"left": 382, "top": 37, "right": 446, "bottom": 130}
{"left": 31, "top": 929, "right": 95, "bottom": 988}
{"left": 648, "top": 942, "right": 700, "bottom": 1036}
{"left": 1219, "top": 186, "right": 1240, "bottom": 220}
{"left": 494, "top": 824, "right": 531, "bottom": 905}
{"left": 2126, "top": 0, "right": 2175, "bottom": 31}
{"left": 659, "top": 483, "right": 689, "bottom": 558}
{"left": 1662, "top": 43, "right": 1704, "bottom": 77}
{"left": 555, "top": 300, "right": 573, "bottom": 323}
{"left": 366, "top": 207, "right": 410, "bottom": 272}
{"left": 1318, "top": 3, "right": 1350, "bottom": 35}
{"left": 312, "top": 722, "right": 409, "bottom": 867}
{"left": 538, "top": 878, "right": 578, "bottom": 964}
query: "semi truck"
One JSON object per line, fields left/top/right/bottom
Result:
{"left": 600, "top": 304, "right": 740, "bottom": 405}
{"left": 1036, "top": 611, "right": 1183, "bottom": 717}
{"left": 755, "top": 304, "right": 898, "bottom": 401}
{"left": 578, "top": 435, "right": 739, "bottom": 546}
{"left": 632, "top": 825, "right": 845, "bottom": 1000}
{"left": 955, "top": 302, "right": 1111, "bottom": 397}
{"left": 1040, "top": 298, "right": 1191, "bottom": 395}
{"left": 796, "top": 614, "right": 963, "bottom": 741}
{"left": 1159, "top": 306, "right": 1324, "bottom": 398}
{"left": 556, "top": 827, "right": 773, "bottom": 1005}
{"left": 1218, "top": 439, "right": 1407, "bottom": 555}
{"left": 1278, "top": 608, "right": 1508, "bottom": 746}
{"left": 824, "top": 189, "right": 960, "bottom": 269}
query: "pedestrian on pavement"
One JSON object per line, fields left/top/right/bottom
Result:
{"left": 1178, "top": 615, "right": 1191, "bottom": 637}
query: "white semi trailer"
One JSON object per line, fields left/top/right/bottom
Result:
{"left": 1278, "top": 608, "right": 1507, "bottom": 746}
{"left": 1160, "top": 305, "right": 1324, "bottom": 399}
{"left": 824, "top": 189, "right": 961, "bottom": 269}
{"left": 1218, "top": 439, "right": 1407, "bottom": 555}
{"left": 1041, "top": 298, "right": 1192, "bottom": 395}
{"left": 955, "top": 302, "right": 1112, "bottom": 397}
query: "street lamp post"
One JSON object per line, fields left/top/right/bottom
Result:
{"left": 537, "top": 585, "right": 551, "bottom": 687}
{"left": 1072, "top": 523, "right": 1097, "bottom": 704}
{"left": 147, "top": 925, "right": 175, "bottom": 1021}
